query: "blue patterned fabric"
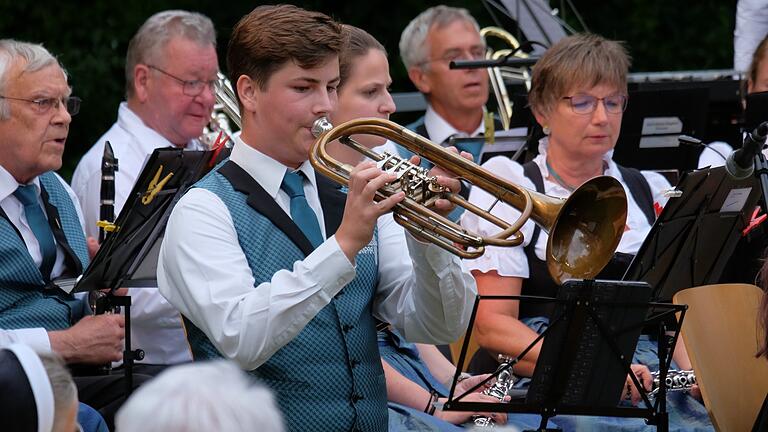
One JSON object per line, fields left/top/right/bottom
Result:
{"left": 187, "top": 169, "right": 386, "bottom": 432}
{"left": 0, "top": 172, "right": 89, "bottom": 331}
{"left": 515, "top": 317, "right": 715, "bottom": 432}
{"left": 13, "top": 185, "right": 56, "bottom": 281}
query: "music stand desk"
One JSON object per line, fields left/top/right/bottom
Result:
{"left": 445, "top": 280, "right": 684, "bottom": 431}
{"left": 623, "top": 166, "right": 760, "bottom": 301}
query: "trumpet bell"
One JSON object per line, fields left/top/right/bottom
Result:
{"left": 546, "top": 176, "right": 628, "bottom": 285}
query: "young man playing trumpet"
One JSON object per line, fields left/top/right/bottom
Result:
{"left": 157, "top": 5, "right": 477, "bottom": 431}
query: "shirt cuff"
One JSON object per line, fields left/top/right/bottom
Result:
{"left": 308, "top": 235, "right": 357, "bottom": 297}
{"left": 10, "top": 328, "right": 52, "bottom": 352}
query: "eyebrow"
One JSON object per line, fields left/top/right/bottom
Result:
{"left": 293, "top": 76, "right": 341, "bottom": 85}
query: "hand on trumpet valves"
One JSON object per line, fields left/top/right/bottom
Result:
{"left": 408, "top": 146, "right": 474, "bottom": 217}
{"left": 336, "top": 160, "right": 406, "bottom": 262}
{"left": 623, "top": 364, "right": 652, "bottom": 405}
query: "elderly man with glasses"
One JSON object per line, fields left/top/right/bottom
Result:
{"left": 71, "top": 10, "right": 219, "bottom": 373}
{"left": 0, "top": 39, "right": 147, "bottom": 429}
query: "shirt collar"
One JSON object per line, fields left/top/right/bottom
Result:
{"left": 117, "top": 102, "right": 203, "bottom": 153}
{"left": 229, "top": 135, "right": 317, "bottom": 199}
{"left": 424, "top": 104, "right": 485, "bottom": 145}
{"left": 0, "top": 164, "right": 41, "bottom": 203}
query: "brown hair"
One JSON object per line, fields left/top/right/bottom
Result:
{"left": 758, "top": 259, "right": 768, "bottom": 359}
{"left": 528, "top": 33, "right": 630, "bottom": 116}
{"left": 339, "top": 24, "right": 385, "bottom": 90}
{"left": 227, "top": 4, "right": 342, "bottom": 96}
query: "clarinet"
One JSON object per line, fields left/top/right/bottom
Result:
{"left": 649, "top": 369, "right": 696, "bottom": 397}
{"left": 98, "top": 140, "right": 118, "bottom": 244}
{"left": 474, "top": 355, "right": 517, "bottom": 428}
{"left": 90, "top": 141, "right": 119, "bottom": 316}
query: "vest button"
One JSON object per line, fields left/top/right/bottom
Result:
{"left": 351, "top": 393, "right": 364, "bottom": 403}
{"left": 342, "top": 324, "right": 354, "bottom": 333}
{"left": 350, "top": 359, "right": 361, "bottom": 368}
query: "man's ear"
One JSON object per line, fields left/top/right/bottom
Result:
{"left": 408, "top": 66, "right": 432, "bottom": 95}
{"left": 133, "top": 64, "right": 151, "bottom": 102}
{"left": 236, "top": 74, "right": 259, "bottom": 114}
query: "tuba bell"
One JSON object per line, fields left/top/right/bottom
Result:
{"left": 311, "top": 117, "right": 628, "bottom": 284}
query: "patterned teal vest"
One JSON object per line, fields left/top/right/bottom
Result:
{"left": 0, "top": 172, "right": 90, "bottom": 330}
{"left": 186, "top": 162, "right": 387, "bottom": 432}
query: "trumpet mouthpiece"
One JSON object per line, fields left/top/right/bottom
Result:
{"left": 311, "top": 117, "right": 334, "bottom": 138}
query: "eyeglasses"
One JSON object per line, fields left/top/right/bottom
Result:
{"left": 418, "top": 46, "right": 487, "bottom": 66}
{"left": 561, "top": 94, "right": 628, "bottom": 115}
{"left": 0, "top": 95, "right": 81, "bottom": 116}
{"left": 147, "top": 65, "right": 217, "bottom": 97}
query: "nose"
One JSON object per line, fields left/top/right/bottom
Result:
{"left": 51, "top": 99, "right": 72, "bottom": 126}
{"left": 380, "top": 92, "right": 396, "bottom": 117}
{"left": 591, "top": 100, "right": 609, "bottom": 124}
{"left": 313, "top": 87, "right": 335, "bottom": 116}
{"left": 197, "top": 82, "right": 217, "bottom": 109}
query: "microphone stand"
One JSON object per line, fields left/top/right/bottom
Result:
{"left": 753, "top": 152, "right": 768, "bottom": 216}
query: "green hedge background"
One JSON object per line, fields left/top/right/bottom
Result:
{"left": 0, "top": 0, "right": 736, "bottom": 179}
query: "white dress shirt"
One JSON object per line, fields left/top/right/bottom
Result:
{"left": 462, "top": 138, "right": 672, "bottom": 278}
{"left": 71, "top": 102, "right": 202, "bottom": 365}
{"left": 423, "top": 104, "right": 485, "bottom": 145}
{"left": 0, "top": 164, "right": 86, "bottom": 352}
{"left": 157, "top": 136, "right": 477, "bottom": 371}
{"left": 734, "top": 0, "right": 768, "bottom": 71}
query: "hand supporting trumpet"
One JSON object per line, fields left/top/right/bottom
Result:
{"left": 335, "top": 147, "right": 472, "bottom": 262}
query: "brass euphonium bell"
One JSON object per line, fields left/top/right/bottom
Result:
{"left": 199, "top": 72, "right": 241, "bottom": 149}
{"left": 311, "top": 117, "right": 628, "bottom": 284}
{"left": 480, "top": 26, "right": 533, "bottom": 131}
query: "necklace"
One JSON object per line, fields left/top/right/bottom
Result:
{"left": 545, "top": 159, "right": 578, "bottom": 192}
{"left": 545, "top": 158, "right": 607, "bottom": 192}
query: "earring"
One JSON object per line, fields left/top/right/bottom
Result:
{"left": 542, "top": 125, "right": 550, "bottom": 135}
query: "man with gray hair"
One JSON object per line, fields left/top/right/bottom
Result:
{"left": 0, "top": 39, "right": 140, "bottom": 428}
{"left": 399, "top": 5, "right": 491, "bottom": 168}
{"left": 115, "top": 360, "right": 285, "bottom": 432}
{"left": 71, "top": 10, "right": 219, "bottom": 370}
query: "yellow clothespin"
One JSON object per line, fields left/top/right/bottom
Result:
{"left": 95, "top": 220, "right": 118, "bottom": 233}
{"left": 142, "top": 165, "right": 174, "bottom": 205}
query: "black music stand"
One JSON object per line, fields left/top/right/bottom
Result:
{"left": 73, "top": 144, "right": 230, "bottom": 394}
{"left": 444, "top": 280, "right": 685, "bottom": 431}
{"left": 623, "top": 165, "right": 761, "bottom": 301}
{"left": 612, "top": 87, "right": 709, "bottom": 183}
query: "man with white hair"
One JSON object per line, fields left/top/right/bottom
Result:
{"left": 0, "top": 39, "right": 135, "bottom": 427}
{"left": 71, "top": 10, "right": 219, "bottom": 370}
{"left": 115, "top": 361, "right": 284, "bottom": 432}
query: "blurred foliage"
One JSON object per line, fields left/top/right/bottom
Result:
{"left": 0, "top": 0, "right": 735, "bottom": 179}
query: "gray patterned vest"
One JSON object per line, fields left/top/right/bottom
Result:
{"left": 0, "top": 172, "right": 89, "bottom": 330}
{"left": 185, "top": 161, "right": 387, "bottom": 432}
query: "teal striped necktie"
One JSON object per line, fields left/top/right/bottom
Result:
{"left": 13, "top": 185, "right": 56, "bottom": 280}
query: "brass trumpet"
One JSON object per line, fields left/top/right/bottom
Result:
{"left": 311, "top": 117, "right": 628, "bottom": 284}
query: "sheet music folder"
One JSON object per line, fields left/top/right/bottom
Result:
{"left": 74, "top": 145, "right": 230, "bottom": 293}
{"left": 623, "top": 165, "right": 760, "bottom": 300}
